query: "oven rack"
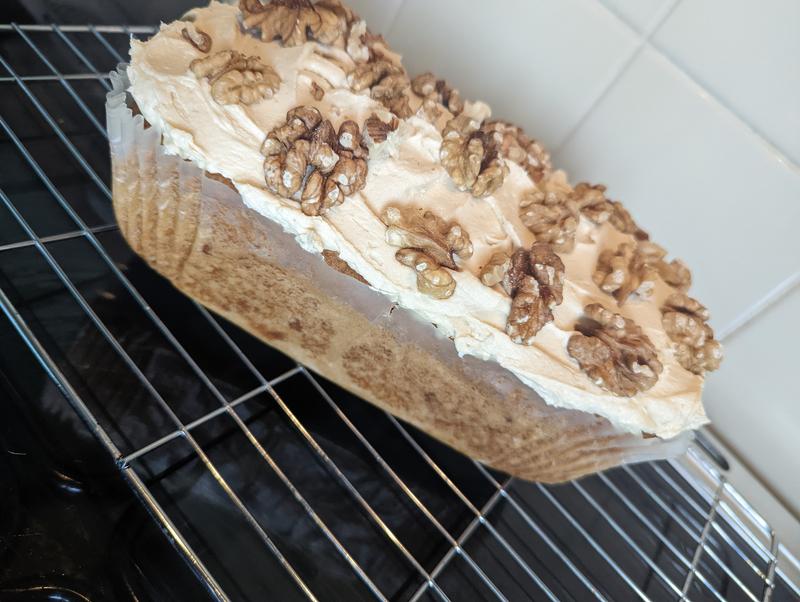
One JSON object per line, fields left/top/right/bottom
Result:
{"left": 0, "top": 22, "right": 798, "bottom": 602}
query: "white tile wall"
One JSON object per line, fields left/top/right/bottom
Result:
{"left": 387, "top": 0, "right": 638, "bottom": 149}
{"left": 705, "top": 286, "right": 800, "bottom": 518}
{"left": 600, "top": 0, "right": 673, "bottom": 32}
{"left": 360, "top": 0, "right": 800, "bottom": 524}
{"left": 346, "top": 0, "right": 404, "bottom": 33}
{"left": 653, "top": 0, "right": 800, "bottom": 165}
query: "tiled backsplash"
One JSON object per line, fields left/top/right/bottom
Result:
{"left": 348, "top": 0, "right": 800, "bottom": 519}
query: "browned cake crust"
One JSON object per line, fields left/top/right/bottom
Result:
{"left": 110, "top": 127, "right": 666, "bottom": 482}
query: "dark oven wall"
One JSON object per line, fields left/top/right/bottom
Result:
{"left": 8, "top": 0, "right": 203, "bottom": 25}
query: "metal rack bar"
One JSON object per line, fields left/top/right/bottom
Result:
{"left": 681, "top": 480, "right": 724, "bottom": 599}
{"left": 90, "top": 26, "right": 126, "bottom": 64}
{"left": 11, "top": 24, "right": 107, "bottom": 136}
{"left": 0, "top": 24, "right": 156, "bottom": 34}
{"left": 303, "top": 369, "right": 531, "bottom": 602}
{"left": 571, "top": 479, "right": 685, "bottom": 598}
{"left": 596, "top": 472, "right": 728, "bottom": 602}
{"left": 0, "top": 186, "right": 317, "bottom": 601}
{"left": 0, "top": 73, "right": 110, "bottom": 82}
{"left": 0, "top": 224, "right": 117, "bottom": 253}
{"left": 409, "top": 479, "right": 510, "bottom": 602}
{"left": 384, "top": 411, "right": 607, "bottom": 601}
{"left": 622, "top": 464, "right": 768, "bottom": 599}
{"left": 477, "top": 463, "right": 651, "bottom": 601}
{"left": 0, "top": 286, "right": 228, "bottom": 602}
{"left": 51, "top": 24, "right": 112, "bottom": 91}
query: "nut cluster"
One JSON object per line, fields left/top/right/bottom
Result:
{"left": 411, "top": 72, "right": 464, "bottom": 120}
{"left": 240, "top": 0, "right": 350, "bottom": 47}
{"left": 661, "top": 294, "right": 722, "bottom": 375}
{"left": 483, "top": 121, "right": 551, "bottom": 184}
{"left": 594, "top": 240, "right": 692, "bottom": 305}
{"left": 572, "top": 183, "right": 649, "bottom": 240}
{"left": 479, "top": 243, "right": 564, "bottom": 345}
{"left": 363, "top": 113, "right": 399, "bottom": 144}
{"left": 440, "top": 114, "right": 509, "bottom": 198}
{"left": 381, "top": 206, "right": 473, "bottom": 299}
{"left": 594, "top": 242, "right": 658, "bottom": 305}
{"left": 347, "top": 60, "right": 412, "bottom": 118}
{"left": 261, "top": 106, "right": 368, "bottom": 215}
{"left": 181, "top": 26, "right": 212, "bottom": 52}
{"left": 190, "top": 49, "right": 281, "bottom": 105}
{"left": 519, "top": 174, "right": 579, "bottom": 252}
{"left": 568, "top": 304, "right": 663, "bottom": 396}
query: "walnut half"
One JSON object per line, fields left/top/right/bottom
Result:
{"left": 502, "top": 243, "right": 565, "bottom": 345}
{"left": 348, "top": 60, "right": 412, "bottom": 118}
{"left": 440, "top": 115, "right": 509, "bottom": 198}
{"left": 519, "top": 173, "right": 579, "bottom": 252}
{"left": 572, "top": 182, "right": 650, "bottom": 240}
{"left": 593, "top": 242, "right": 659, "bottom": 305}
{"left": 594, "top": 241, "right": 693, "bottom": 305}
{"left": 381, "top": 206, "right": 471, "bottom": 299}
{"left": 568, "top": 304, "right": 663, "bottom": 396}
{"left": 483, "top": 121, "right": 551, "bottom": 184}
{"left": 395, "top": 249, "right": 455, "bottom": 299}
{"left": 661, "top": 293, "right": 722, "bottom": 375}
{"left": 240, "top": 0, "right": 349, "bottom": 47}
{"left": 380, "top": 205, "right": 472, "bottom": 270}
{"left": 261, "top": 106, "right": 368, "bottom": 215}
{"left": 190, "top": 49, "right": 281, "bottom": 105}
{"left": 411, "top": 72, "right": 464, "bottom": 117}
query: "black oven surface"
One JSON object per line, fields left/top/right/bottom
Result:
{"left": 1, "top": 2, "right": 798, "bottom": 601}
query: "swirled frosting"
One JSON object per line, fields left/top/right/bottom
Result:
{"left": 127, "top": 1, "right": 708, "bottom": 438}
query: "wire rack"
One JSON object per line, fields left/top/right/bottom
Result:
{"left": 0, "top": 22, "right": 798, "bottom": 602}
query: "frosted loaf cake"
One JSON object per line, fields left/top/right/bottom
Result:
{"left": 107, "top": 0, "right": 722, "bottom": 482}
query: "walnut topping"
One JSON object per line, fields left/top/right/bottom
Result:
{"left": 658, "top": 258, "right": 692, "bottom": 292}
{"left": 661, "top": 293, "right": 722, "bottom": 374}
{"left": 519, "top": 174, "right": 579, "bottom": 252}
{"left": 594, "top": 242, "right": 658, "bottom": 305}
{"left": 502, "top": 243, "right": 564, "bottom": 344}
{"left": 363, "top": 113, "right": 398, "bottom": 144}
{"left": 479, "top": 252, "right": 511, "bottom": 287}
{"left": 594, "top": 240, "right": 692, "bottom": 304}
{"left": 568, "top": 304, "right": 663, "bottom": 396}
{"left": 483, "top": 121, "right": 551, "bottom": 184}
{"left": 380, "top": 205, "right": 472, "bottom": 270}
{"left": 240, "top": 0, "right": 349, "bottom": 46}
{"left": 322, "top": 250, "right": 368, "bottom": 284}
{"left": 190, "top": 50, "right": 281, "bottom": 105}
{"left": 348, "top": 60, "right": 412, "bottom": 118}
{"left": 395, "top": 249, "right": 456, "bottom": 299}
{"left": 310, "top": 81, "right": 325, "bottom": 100}
{"left": 572, "top": 183, "right": 649, "bottom": 240}
{"left": 261, "top": 106, "right": 368, "bottom": 215}
{"left": 181, "top": 26, "right": 212, "bottom": 52}
{"left": 440, "top": 114, "right": 509, "bottom": 197}
{"left": 411, "top": 72, "right": 464, "bottom": 117}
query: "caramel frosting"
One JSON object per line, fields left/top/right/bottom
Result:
{"left": 127, "top": 1, "right": 709, "bottom": 438}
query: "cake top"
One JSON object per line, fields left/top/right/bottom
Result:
{"left": 127, "top": 0, "right": 721, "bottom": 438}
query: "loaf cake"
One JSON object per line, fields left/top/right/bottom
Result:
{"left": 106, "top": 0, "right": 722, "bottom": 482}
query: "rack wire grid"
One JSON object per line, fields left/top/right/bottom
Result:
{"left": 0, "top": 22, "right": 798, "bottom": 602}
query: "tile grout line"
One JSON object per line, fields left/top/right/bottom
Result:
{"left": 717, "top": 271, "right": 800, "bottom": 343}
{"left": 592, "top": 0, "right": 800, "bottom": 174}
{"left": 554, "top": 0, "right": 683, "bottom": 155}
{"left": 382, "top": 0, "right": 406, "bottom": 39}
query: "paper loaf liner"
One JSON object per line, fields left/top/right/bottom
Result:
{"left": 106, "top": 66, "right": 690, "bottom": 482}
